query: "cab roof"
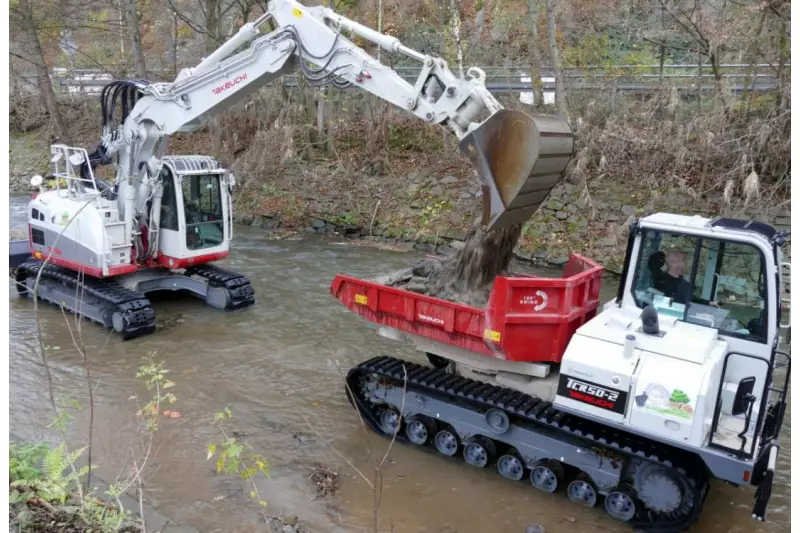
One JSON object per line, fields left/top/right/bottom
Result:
{"left": 640, "top": 212, "right": 781, "bottom": 243}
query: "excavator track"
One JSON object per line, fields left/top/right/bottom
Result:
{"left": 346, "top": 356, "right": 710, "bottom": 533}
{"left": 184, "top": 264, "right": 255, "bottom": 310}
{"left": 14, "top": 261, "right": 156, "bottom": 340}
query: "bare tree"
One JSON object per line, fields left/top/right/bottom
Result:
{"left": 121, "top": 0, "right": 148, "bottom": 78}
{"left": 545, "top": 0, "right": 568, "bottom": 120}
{"left": 449, "top": 0, "right": 465, "bottom": 77}
{"left": 525, "top": 0, "right": 544, "bottom": 107}
{"left": 12, "top": 0, "right": 68, "bottom": 141}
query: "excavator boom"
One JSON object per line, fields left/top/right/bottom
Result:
{"left": 100, "top": 0, "right": 573, "bottom": 237}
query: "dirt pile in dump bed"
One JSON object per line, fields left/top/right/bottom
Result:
{"left": 374, "top": 224, "right": 523, "bottom": 308}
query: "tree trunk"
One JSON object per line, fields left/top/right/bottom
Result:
{"left": 19, "top": 0, "right": 68, "bottom": 141}
{"left": 436, "top": 0, "right": 450, "bottom": 150}
{"left": 121, "top": 0, "right": 147, "bottom": 78}
{"left": 525, "top": 0, "right": 544, "bottom": 107}
{"left": 204, "top": 0, "right": 223, "bottom": 158}
{"left": 775, "top": 17, "right": 788, "bottom": 110}
{"left": 172, "top": 10, "right": 179, "bottom": 77}
{"left": 740, "top": 9, "right": 766, "bottom": 115}
{"left": 545, "top": 0, "right": 568, "bottom": 120}
{"left": 449, "top": 0, "right": 464, "bottom": 77}
{"left": 474, "top": 0, "right": 485, "bottom": 41}
{"left": 317, "top": 87, "right": 331, "bottom": 156}
{"left": 377, "top": 0, "right": 383, "bottom": 61}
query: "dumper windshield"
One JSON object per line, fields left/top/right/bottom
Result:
{"left": 630, "top": 228, "right": 768, "bottom": 343}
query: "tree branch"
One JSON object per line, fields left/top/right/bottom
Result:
{"left": 166, "top": 0, "right": 209, "bottom": 36}
{"left": 9, "top": 50, "right": 47, "bottom": 70}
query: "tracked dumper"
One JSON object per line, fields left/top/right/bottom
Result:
{"left": 331, "top": 216, "right": 790, "bottom": 531}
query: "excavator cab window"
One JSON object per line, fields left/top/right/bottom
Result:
{"left": 181, "top": 173, "right": 224, "bottom": 250}
{"left": 632, "top": 229, "right": 768, "bottom": 343}
{"left": 159, "top": 167, "right": 179, "bottom": 231}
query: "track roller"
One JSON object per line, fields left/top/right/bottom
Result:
{"left": 405, "top": 416, "right": 436, "bottom": 445}
{"left": 484, "top": 408, "right": 510, "bottom": 434}
{"left": 496, "top": 449, "right": 525, "bottom": 481}
{"left": 530, "top": 459, "right": 564, "bottom": 493}
{"left": 567, "top": 473, "right": 598, "bottom": 507}
{"left": 462, "top": 436, "right": 496, "bottom": 468}
{"left": 346, "top": 356, "right": 710, "bottom": 533}
{"left": 379, "top": 407, "right": 402, "bottom": 435}
{"left": 605, "top": 484, "right": 639, "bottom": 522}
{"left": 434, "top": 425, "right": 460, "bottom": 456}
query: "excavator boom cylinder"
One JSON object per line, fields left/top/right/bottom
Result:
{"left": 459, "top": 110, "right": 574, "bottom": 232}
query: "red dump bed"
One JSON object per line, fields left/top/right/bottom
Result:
{"left": 330, "top": 254, "right": 604, "bottom": 364}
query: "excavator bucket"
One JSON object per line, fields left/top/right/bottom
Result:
{"left": 459, "top": 110, "right": 574, "bottom": 232}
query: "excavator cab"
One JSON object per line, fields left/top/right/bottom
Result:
{"left": 459, "top": 110, "right": 575, "bottom": 232}
{"left": 154, "top": 155, "right": 234, "bottom": 265}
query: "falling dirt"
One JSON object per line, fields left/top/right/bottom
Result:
{"left": 375, "top": 223, "right": 523, "bottom": 308}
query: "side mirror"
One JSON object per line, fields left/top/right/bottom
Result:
{"left": 732, "top": 376, "right": 756, "bottom": 416}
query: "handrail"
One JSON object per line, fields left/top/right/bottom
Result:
{"left": 707, "top": 351, "right": 771, "bottom": 460}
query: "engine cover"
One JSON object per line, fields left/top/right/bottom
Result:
{"left": 627, "top": 351, "right": 723, "bottom": 447}
{"left": 556, "top": 311, "right": 728, "bottom": 447}
{"left": 555, "top": 334, "right": 639, "bottom": 424}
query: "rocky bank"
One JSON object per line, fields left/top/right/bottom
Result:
{"left": 9, "top": 125, "right": 791, "bottom": 299}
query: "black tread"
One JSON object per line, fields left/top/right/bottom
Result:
{"left": 184, "top": 263, "right": 255, "bottom": 310}
{"left": 346, "top": 355, "right": 709, "bottom": 533}
{"left": 15, "top": 261, "right": 156, "bottom": 340}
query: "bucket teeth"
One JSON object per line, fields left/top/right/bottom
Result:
{"left": 458, "top": 110, "right": 574, "bottom": 232}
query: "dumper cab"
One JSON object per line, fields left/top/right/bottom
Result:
{"left": 556, "top": 213, "right": 790, "bottom": 522}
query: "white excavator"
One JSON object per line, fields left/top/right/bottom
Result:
{"left": 13, "top": 0, "right": 568, "bottom": 339}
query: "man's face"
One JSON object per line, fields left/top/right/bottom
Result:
{"left": 665, "top": 251, "right": 687, "bottom": 276}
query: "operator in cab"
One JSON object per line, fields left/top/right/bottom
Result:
{"left": 649, "top": 250, "right": 692, "bottom": 303}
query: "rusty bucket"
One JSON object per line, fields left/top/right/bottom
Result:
{"left": 458, "top": 110, "right": 574, "bottom": 232}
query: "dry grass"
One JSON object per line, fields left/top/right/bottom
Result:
{"left": 569, "top": 86, "right": 790, "bottom": 212}
{"left": 11, "top": 84, "right": 789, "bottom": 217}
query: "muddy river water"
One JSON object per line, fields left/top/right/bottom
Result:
{"left": 8, "top": 195, "right": 790, "bottom": 533}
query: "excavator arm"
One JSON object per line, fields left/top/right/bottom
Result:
{"left": 98, "top": 0, "right": 573, "bottom": 249}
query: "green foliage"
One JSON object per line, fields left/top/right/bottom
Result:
{"left": 48, "top": 396, "right": 82, "bottom": 433}
{"left": 328, "top": 211, "right": 358, "bottom": 226}
{"left": 260, "top": 183, "right": 290, "bottom": 198}
{"left": 9, "top": 442, "right": 130, "bottom": 531}
{"left": 207, "top": 408, "right": 271, "bottom": 509}
{"left": 135, "top": 355, "right": 177, "bottom": 432}
{"left": 332, "top": 0, "right": 358, "bottom": 12}
{"left": 419, "top": 200, "right": 452, "bottom": 227}
{"left": 669, "top": 389, "right": 690, "bottom": 404}
{"left": 10, "top": 442, "right": 89, "bottom": 506}
{"left": 9, "top": 443, "right": 48, "bottom": 483}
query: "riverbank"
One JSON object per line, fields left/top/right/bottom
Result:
{"left": 9, "top": 98, "right": 791, "bottom": 287}
{"left": 231, "top": 176, "right": 791, "bottom": 281}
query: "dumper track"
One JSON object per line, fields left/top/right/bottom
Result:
{"left": 14, "top": 261, "right": 156, "bottom": 340}
{"left": 184, "top": 264, "right": 255, "bottom": 310}
{"left": 346, "top": 356, "right": 710, "bottom": 533}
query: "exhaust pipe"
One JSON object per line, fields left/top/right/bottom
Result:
{"left": 459, "top": 110, "right": 574, "bottom": 232}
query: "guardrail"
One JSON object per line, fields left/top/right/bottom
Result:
{"left": 14, "top": 63, "right": 787, "bottom": 98}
